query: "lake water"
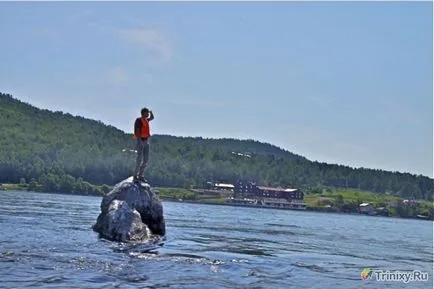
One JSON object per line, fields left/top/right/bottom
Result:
{"left": 0, "top": 191, "right": 432, "bottom": 289}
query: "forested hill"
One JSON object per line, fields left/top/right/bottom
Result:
{"left": 0, "top": 92, "right": 432, "bottom": 200}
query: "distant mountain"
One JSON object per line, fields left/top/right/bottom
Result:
{"left": 1, "top": 92, "right": 432, "bottom": 200}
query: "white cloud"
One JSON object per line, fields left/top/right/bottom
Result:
{"left": 118, "top": 28, "right": 173, "bottom": 63}
{"left": 140, "top": 73, "right": 154, "bottom": 84}
{"left": 306, "top": 95, "right": 336, "bottom": 108}
{"left": 160, "top": 97, "right": 230, "bottom": 108}
{"left": 79, "top": 18, "right": 173, "bottom": 64}
{"left": 107, "top": 66, "right": 132, "bottom": 87}
{"left": 34, "top": 28, "right": 59, "bottom": 41}
{"left": 104, "top": 67, "right": 154, "bottom": 88}
{"left": 66, "top": 10, "right": 94, "bottom": 24}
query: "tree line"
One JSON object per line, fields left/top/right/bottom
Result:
{"left": 0, "top": 92, "right": 433, "bottom": 200}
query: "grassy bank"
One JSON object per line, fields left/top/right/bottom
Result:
{"left": 304, "top": 187, "right": 433, "bottom": 219}
{"left": 0, "top": 182, "right": 109, "bottom": 196}
{"left": 2, "top": 182, "right": 432, "bottom": 220}
{"left": 155, "top": 186, "right": 433, "bottom": 219}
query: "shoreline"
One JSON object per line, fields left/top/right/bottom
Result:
{"left": 2, "top": 188, "right": 432, "bottom": 222}
{"left": 158, "top": 199, "right": 433, "bottom": 222}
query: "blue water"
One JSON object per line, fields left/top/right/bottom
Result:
{"left": 0, "top": 191, "right": 432, "bottom": 289}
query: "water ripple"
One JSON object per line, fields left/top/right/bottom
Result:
{"left": 0, "top": 191, "right": 432, "bottom": 289}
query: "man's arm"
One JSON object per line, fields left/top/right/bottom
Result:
{"left": 148, "top": 111, "right": 154, "bottom": 121}
{"left": 134, "top": 118, "right": 141, "bottom": 136}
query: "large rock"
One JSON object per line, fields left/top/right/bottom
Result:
{"left": 93, "top": 177, "right": 166, "bottom": 242}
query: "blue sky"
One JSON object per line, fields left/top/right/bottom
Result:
{"left": 0, "top": 2, "right": 432, "bottom": 177}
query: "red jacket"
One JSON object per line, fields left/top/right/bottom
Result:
{"left": 133, "top": 112, "right": 154, "bottom": 139}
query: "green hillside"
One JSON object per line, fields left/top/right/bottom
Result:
{"left": 0, "top": 92, "right": 433, "bottom": 200}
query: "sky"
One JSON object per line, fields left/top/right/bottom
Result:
{"left": 0, "top": 2, "right": 432, "bottom": 178}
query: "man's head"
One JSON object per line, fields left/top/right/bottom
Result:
{"left": 141, "top": 107, "right": 150, "bottom": 117}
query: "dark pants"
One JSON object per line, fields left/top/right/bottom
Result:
{"left": 134, "top": 138, "right": 150, "bottom": 178}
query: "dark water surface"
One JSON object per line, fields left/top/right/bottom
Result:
{"left": 0, "top": 191, "right": 432, "bottom": 288}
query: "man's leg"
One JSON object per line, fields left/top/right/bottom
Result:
{"left": 138, "top": 140, "right": 150, "bottom": 180}
{"left": 134, "top": 139, "right": 144, "bottom": 179}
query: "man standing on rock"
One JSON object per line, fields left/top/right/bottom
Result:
{"left": 133, "top": 107, "right": 154, "bottom": 182}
